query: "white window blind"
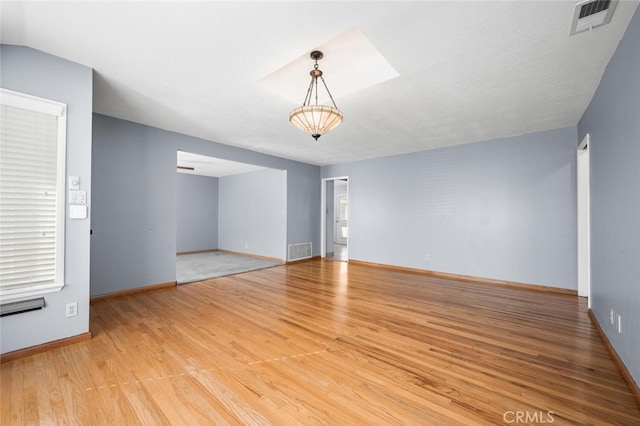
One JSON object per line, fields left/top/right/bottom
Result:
{"left": 0, "top": 89, "right": 66, "bottom": 300}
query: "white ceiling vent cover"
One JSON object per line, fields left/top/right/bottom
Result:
{"left": 570, "top": 0, "right": 618, "bottom": 35}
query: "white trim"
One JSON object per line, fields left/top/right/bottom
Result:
{"left": 577, "top": 134, "right": 591, "bottom": 305}
{"left": 0, "top": 88, "right": 67, "bottom": 302}
{"left": 0, "top": 282, "right": 64, "bottom": 302}
{"left": 56, "top": 97, "right": 68, "bottom": 296}
{"left": 578, "top": 132, "right": 589, "bottom": 150}
{"left": 1, "top": 88, "right": 65, "bottom": 117}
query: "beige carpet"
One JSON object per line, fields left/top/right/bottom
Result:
{"left": 176, "top": 251, "right": 282, "bottom": 284}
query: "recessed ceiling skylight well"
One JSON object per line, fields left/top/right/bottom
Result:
{"left": 260, "top": 27, "right": 400, "bottom": 105}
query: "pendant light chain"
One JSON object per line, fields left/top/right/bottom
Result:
{"left": 319, "top": 75, "right": 339, "bottom": 109}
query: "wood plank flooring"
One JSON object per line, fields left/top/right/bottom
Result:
{"left": 2, "top": 259, "right": 639, "bottom": 425}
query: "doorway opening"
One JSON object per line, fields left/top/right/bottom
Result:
{"left": 321, "top": 177, "right": 349, "bottom": 261}
{"left": 577, "top": 134, "right": 591, "bottom": 307}
{"left": 176, "top": 151, "right": 287, "bottom": 283}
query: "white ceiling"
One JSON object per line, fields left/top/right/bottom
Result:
{"left": 2, "top": 1, "right": 638, "bottom": 167}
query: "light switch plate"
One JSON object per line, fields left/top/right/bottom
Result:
{"left": 69, "top": 190, "right": 87, "bottom": 204}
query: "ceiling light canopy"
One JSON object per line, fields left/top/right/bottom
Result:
{"left": 289, "top": 51, "right": 343, "bottom": 140}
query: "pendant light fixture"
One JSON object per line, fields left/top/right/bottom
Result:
{"left": 289, "top": 50, "right": 343, "bottom": 140}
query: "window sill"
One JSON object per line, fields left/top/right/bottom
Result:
{"left": 0, "top": 283, "right": 64, "bottom": 303}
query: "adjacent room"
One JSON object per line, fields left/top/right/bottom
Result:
{"left": 175, "top": 151, "right": 286, "bottom": 284}
{"left": 1, "top": 1, "right": 639, "bottom": 423}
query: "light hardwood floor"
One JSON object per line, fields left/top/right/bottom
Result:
{"left": 2, "top": 260, "right": 639, "bottom": 425}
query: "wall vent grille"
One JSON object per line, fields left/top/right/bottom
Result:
{"left": 570, "top": 0, "right": 618, "bottom": 35}
{"left": 288, "top": 242, "right": 312, "bottom": 261}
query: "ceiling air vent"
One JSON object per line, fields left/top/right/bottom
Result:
{"left": 570, "top": 0, "right": 618, "bottom": 35}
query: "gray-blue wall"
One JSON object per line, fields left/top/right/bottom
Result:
{"left": 1, "top": 45, "right": 93, "bottom": 354}
{"left": 323, "top": 126, "right": 578, "bottom": 289}
{"left": 91, "top": 114, "right": 319, "bottom": 297}
{"left": 91, "top": 116, "right": 175, "bottom": 296}
{"left": 578, "top": 7, "right": 640, "bottom": 385}
{"left": 177, "top": 173, "right": 219, "bottom": 253}
{"left": 218, "top": 169, "right": 287, "bottom": 260}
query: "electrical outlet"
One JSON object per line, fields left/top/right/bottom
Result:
{"left": 610, "top": 309, "right": 615, "bottom": 325}
{"left": 425, "top": 254, "right": 431, "bottom": 262}
{"left": 66, "top": 302, "right": 78, "bottom": 318}
{"left": 617, "top": 314, "right": 622, "bottom": 333}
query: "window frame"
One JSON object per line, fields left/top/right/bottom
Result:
{"left": 0, "top": 88, "right": 67, "bottom": 302}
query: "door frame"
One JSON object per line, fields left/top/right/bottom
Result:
{"left": 321, "top": 176, "right": 349, "bottom": 258}
{"left": 577, "top": 134, "right": 591, "bottom": 306}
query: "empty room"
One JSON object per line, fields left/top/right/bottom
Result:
{"left": 1, "top": 1, "right": 639, "bottom": 424}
